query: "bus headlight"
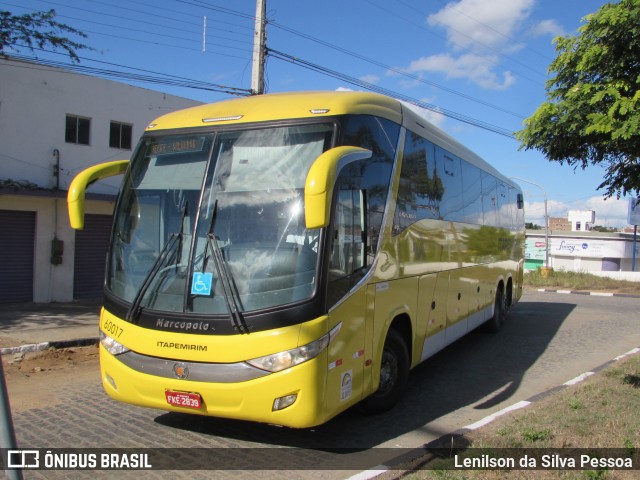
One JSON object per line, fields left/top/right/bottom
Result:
{"left": 246, "top": 323, "right": 341, "bottom": 373}
{"left": 100, "top": 331, "right": 130, "bottom": 355}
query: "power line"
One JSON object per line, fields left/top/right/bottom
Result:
{"left": 128, "top": 0, "right": 528, "bottom": 120}
{"left": 6, "top": 0, "right": 254, "bottom": 50}
{"left": 4, "top": 0, "right": 519, "bottom": 136}
{"left": 425, "top": 0, "right": 553, "bottom": 62}
{"left": 6, "top": 50, "right": 252, "bottom": 95}
{"left": 267, "top": 18, "right": 527, "bottom": 120}
{"left": 268, "top": 48, "right": 516, "bottom": 138}
{"left": 175, "top": 0, "right": 257, "bottom": 22}
{"left": 364, "top": 0, "right": 546, "bottom": 86}
{"left": 71, "top": 26, "right": 253, "bottom": 57}
{"left": 128, "top": 0, "right": 254, "bottom": 32}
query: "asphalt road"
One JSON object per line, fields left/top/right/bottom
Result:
{"left": 7, "top": 290, "right": 640, "bottom": 479}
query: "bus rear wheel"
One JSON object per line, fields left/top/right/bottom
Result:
{"left": 484, "top": 287, "right": 506, "bottom": 333}
{"left": 361, "top": 329, "right": 409, "bottom": 414}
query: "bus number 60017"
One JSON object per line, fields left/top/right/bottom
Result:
{"left": 102, "top": 319, "right": 123, "bottom": 338}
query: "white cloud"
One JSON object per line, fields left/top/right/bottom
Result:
{"left": 529, "top": 19, "right": 567, "bottom": 38}
{"left": 401, "top": 101, "right": 447, "bottom": 128}
{"left": 428, "top": 0, "right": 534, "bottom": 53}
{"left": 397, "top": 0, "right": 534, "bottom": 91}
{"left": 524, "top": 196, "right": 632, "bottom": 228}
{"left": 407, "top": 53, "right": 516, "bottom": 90}
{"left": 359, "top": 74, "right": 380, "bottom": 84}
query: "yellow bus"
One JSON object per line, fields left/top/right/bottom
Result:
{"left": 68, "top": 91, "right": 524, "bottom": 428}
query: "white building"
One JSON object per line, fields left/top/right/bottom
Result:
{"left": 0, "top": 58, "right": 202, "bottom": 304}
{"left": 567, "top": 210, "right": 596, "bottom": 232}
{"left": 525, "top": 230, "right": 637, "bottom": 274}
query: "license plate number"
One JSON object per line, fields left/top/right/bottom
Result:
{"left": 165, "top": 390, "right": 202, "bottom": 409}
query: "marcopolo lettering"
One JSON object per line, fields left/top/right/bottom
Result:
{"left": 156, "top": 318, "right": 212, "bottom": 332}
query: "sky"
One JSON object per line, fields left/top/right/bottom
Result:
{"left": 4, "top": 0, "right": 635, "bottom": 228}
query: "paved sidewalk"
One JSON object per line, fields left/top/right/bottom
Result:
{"left": 0, "top": 299, "right": 101, "bottom": 354}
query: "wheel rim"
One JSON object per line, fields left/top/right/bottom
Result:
{"left": 378, "top": 349, "right": 399, "bottom": 395}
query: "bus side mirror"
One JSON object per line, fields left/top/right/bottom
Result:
{"left": 517, "top": 193, "right": 524, "bottom": 210}
{"left": 304, "top": 146, "right": 372, "bottom": 229}
{"left": 67, "top": 160, "right": 129, "bottom": 229}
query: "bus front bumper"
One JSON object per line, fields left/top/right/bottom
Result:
{"left": 99, "top": 344, "right": 329, "bottom": 428}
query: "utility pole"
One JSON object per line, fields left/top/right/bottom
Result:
{"left": 251, "top": 0, "right": 266, "bottom": 95}
{"left": 510, "top": 176, "right": 550, "bottom": 270}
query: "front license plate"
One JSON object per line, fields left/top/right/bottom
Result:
{"left": 165, "top": 390, "right": 202, "bottom": 409}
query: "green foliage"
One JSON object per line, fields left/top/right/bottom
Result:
{"left": 568, "top": 397, "right": 584, "bottom": 410}
{"left": 516, "top": 0, "right": 640, "bottom": 199}
{"left": 583, "top": 468, "right": 609, "bottom": 480}
{"left": 0, "top": 9, "right": 90, "bottom": 62}
{"left": 591, "top": 225, "right": 617, "bottom": 232}
{"left": 521, "top": 427, "right": 551, "bottom": 443}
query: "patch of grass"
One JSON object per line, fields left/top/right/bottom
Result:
{"left": 568, "top": 397, "right": 584, "bottom": 411}
{"left": 399, "top": 356, "right": 640, "bottom": 480}
{"left": 524, "top": 270, "right": 640, "bottom": 294}
{"left": 521, "top": 427, "right": 552, "bottom": 443}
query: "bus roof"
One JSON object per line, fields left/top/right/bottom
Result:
{"left": 146, "top": 90, "right": 518, "bottom": 190}
{"left": 146, "top": 90, "right": 403, "bottom": 130}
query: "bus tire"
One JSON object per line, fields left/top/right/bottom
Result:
{"left": 484, "top": 288, "right": 506, "bottom": 333}
{"left": 361, "top": 329, "right": 409, "bottom": 414}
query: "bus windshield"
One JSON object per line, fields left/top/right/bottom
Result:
{"left": 108, "top": 123, "right": 333, "bottom": 317}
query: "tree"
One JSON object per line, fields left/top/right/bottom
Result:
{"left": 592, "top": 225, "right": 617, "bottom": 232}
{"left": 0, "top": 9, "right": 90, "bottom": 62}
{"left": 516, "top": 0, "right": 640, "bottom": 199}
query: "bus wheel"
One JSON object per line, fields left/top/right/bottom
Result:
{"left": 361, "top": 329, "right": 409, "bottom": 414}
{"left": 484, "top": 288, "right": 506, "bottom": 333}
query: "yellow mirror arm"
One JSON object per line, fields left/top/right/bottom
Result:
{"left": 304, "top": 146, "right": 372, "bottom": 229}
{"left": 67, "top": 160, "right": 129, "bottom": 229}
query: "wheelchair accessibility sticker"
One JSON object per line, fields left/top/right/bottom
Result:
{"left": 191, "top": 272, "right": 213, "bottom": 295}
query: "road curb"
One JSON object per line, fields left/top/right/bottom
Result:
{"left": 0, "top": 337, "right": 99, "bottom": 355}
{"left": 535, "top": 288, "right": 640, "bottom": 298}
{"left": 348, "top": 346, "right": 640, "bottom": 480}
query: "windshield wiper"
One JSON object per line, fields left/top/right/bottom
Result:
{"left": 201, "top": 199, "right": 249, "bottom": 334}
{"left": 126, "top": 203, "right": 189, "bottom": 321}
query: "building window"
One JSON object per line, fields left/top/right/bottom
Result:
{"left": 109, "top": 121, "right": 133, "bottom": 150}
{"left": 65, "top": 115, "right": 91, "bottom": 145}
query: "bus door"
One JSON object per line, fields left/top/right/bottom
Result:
{"left": 325, "top": 188, "right": 372, "bottom": 413}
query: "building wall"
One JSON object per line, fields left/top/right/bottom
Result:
{"left": 567, "top": 210, "right": 595, "bottom": 232}
{"left": 0, "top": 58, "right": 202, "bottom": 303}
{"left": 1, "top": 58, "right": 201, "bottom": 195}
{"left": 0, "top": 194, "right": 115, "bottom": 302}
{"left": 549, "top": 217, "right": 571, "bottom": 231}
{"left": 525, "top": 231, "right": 637, "bottom": 274}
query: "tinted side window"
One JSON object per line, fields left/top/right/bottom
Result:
{"left": 435, "top": 147, "right": 463, "bottom": 222}
{"left": 481, "top": 171, "right": 498, "bottom": 226}
{"left": 461, "top": 160, "right": 484, "bottom": 224}
{"left": 338, "top": 115, "right": 399, "bottom": 257}
{"left": 327, "top": 115, "right": 399, "bottom": 306}
{"left": 497, "top": 182, "right": 512, "bottom": 228}
{"left": 394, "top": 130, "right": 439, "bottom": 234}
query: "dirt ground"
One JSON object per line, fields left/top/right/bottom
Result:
{"left": 1, "top": 345, "right": 99, "bottom": 413}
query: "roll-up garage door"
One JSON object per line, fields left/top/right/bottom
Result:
{"left": 0, "top": 210, "right": 36, "bottom": 303}
{"left": 73, "top": 214, "right": 112, "bottom": 299}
